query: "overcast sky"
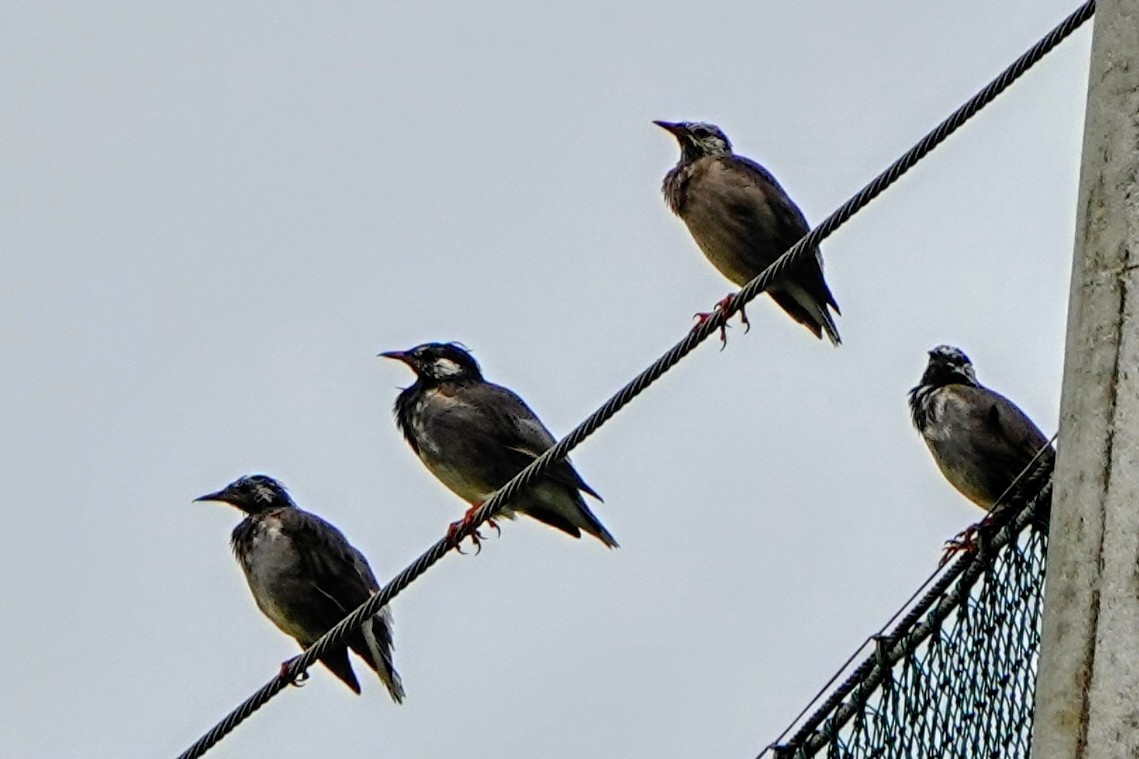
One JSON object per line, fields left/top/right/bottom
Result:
{"left": 1, "top": 2, "right": 1091, "bottom": 757}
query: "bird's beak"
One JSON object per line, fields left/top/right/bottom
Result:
{"left": 194, "top": 488, "right": 230, "bottom": 504}
{"left": 379, "top": 350, "right": 414, "bottom": 367}
{"left": 653, "top": 120, "right": 683, "bottom": 136}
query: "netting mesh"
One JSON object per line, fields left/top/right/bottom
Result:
{"left": 768, "top": 483, "right": 1050, "bottom": 759}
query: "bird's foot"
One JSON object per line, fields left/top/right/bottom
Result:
{"left": 692, "top": 310, "right": 728, "bottom": 348}
{"left": 447, "top": 520, "right": 483, "bottom": 555}
{"left": 447, "top": 504, "right": 497, "bottom": 555}
{"left": 939, "top": 523, "right": 984, "bottom": 567}
{"left": 693, "top": 294, "right": 748, "bottom": 349}
{"left": 729, "top": 296, "right": 751, "bottom": 335}
{"left": 278, "top": 656, "right": 310, "bottom": 688}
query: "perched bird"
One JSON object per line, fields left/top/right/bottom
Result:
{"left": 655, "top": 120, "right": 841, "bottom": 345}
{"left": 909, "top": 346, "right": 1054, "bottom": 514}
{"left": 380, "top": 342, "right": 617, "bottom": 549}
{"left": 195, "top": 475, "right": 405, "bottom": 701}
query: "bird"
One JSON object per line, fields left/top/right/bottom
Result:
{"left": 655, "top": 120, "right": 841, "bottom": 346}
{"left": 909, "top": 346, "right": 1054, "bottom": 517}
{"left": 195, "top": 474, "right": 405, "bottom": 701}
{"left": 379, "top": 342, "right": 617, "bottom": 550}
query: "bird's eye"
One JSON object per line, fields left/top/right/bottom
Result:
{"left": 691, "top": 127, "right": 710, "bottom": 138}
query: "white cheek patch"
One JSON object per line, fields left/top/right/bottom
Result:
{"left": 434, "top": 358, "right": 465, "bottom": 377}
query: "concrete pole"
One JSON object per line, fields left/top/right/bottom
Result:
{"left": 1031, "top": 1, "right": 1139, "bottom": 756}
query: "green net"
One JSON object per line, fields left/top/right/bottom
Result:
{"left": 766, "top": 481, "right": 1050, "bottom": 759}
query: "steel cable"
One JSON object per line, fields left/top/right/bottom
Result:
{"left": 173, "top": 3, "right": 1093, "bottom": 757}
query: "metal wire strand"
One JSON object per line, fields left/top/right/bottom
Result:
{"left": 173, "top": 3, "right": 1093, "bottom": 757}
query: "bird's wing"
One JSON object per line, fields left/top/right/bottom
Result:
{"left": 713, "top": 155, "right": 840, "bottom": 322}
{"left": 280, "top": 509, "right": 403, "bottom": 698}
{"left": 957, "top": 386, "right": 1055, "bottom": 475}
{"left": 458, "top": 382, "right": 603, "bottom": 500}
{"left": 722, "top": 155, "right": 813, "bottom": 248}
{"left": 982, "top": 390, "right": 1054, "bottom": 467}
{"left": 282, "top": 509, "right": 377, "bottom": 619}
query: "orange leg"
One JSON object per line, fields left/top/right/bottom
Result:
{"left": 939, "top": 503, "right": 1017, "bottom": 566}
{"left": 693, "top": 294, "right": 749, "bottom": 348}
{"left": 446, "top": 503, "right": 500, "bottom": 555}
{"left": 939, "top": 522, "right": 986, "bottom": 567}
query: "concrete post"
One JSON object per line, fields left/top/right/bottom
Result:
{"left": 1031, "top": 1, "right": 1139, "bottom": 756}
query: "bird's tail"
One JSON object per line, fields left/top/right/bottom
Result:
{"left": 577, "top": 503, "right": 620, "bottom": 549}
{"left": 815, "top": 303, "right": 841, "bottom": 347}
{"left": 783, "top": 281, "right": 842, "bottom": 346}
{"left": 583, "top": 499, "right": 619, "bottom": 547}
{"left": 316, "top": 646, "right": 363, "bottom": 695}
{"left": 350, "top": 606, "right": 406, "bottom": 703}
{"left": 525, "top": 484, "right": 619, "bottom": 548}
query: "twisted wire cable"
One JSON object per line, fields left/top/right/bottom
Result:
{"left": 173, "top": 3, "right": 1093, "bottom": 757}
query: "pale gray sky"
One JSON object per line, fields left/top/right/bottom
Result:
{"left": 1, "top": 2, "right": 1090, "bottom": 757}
